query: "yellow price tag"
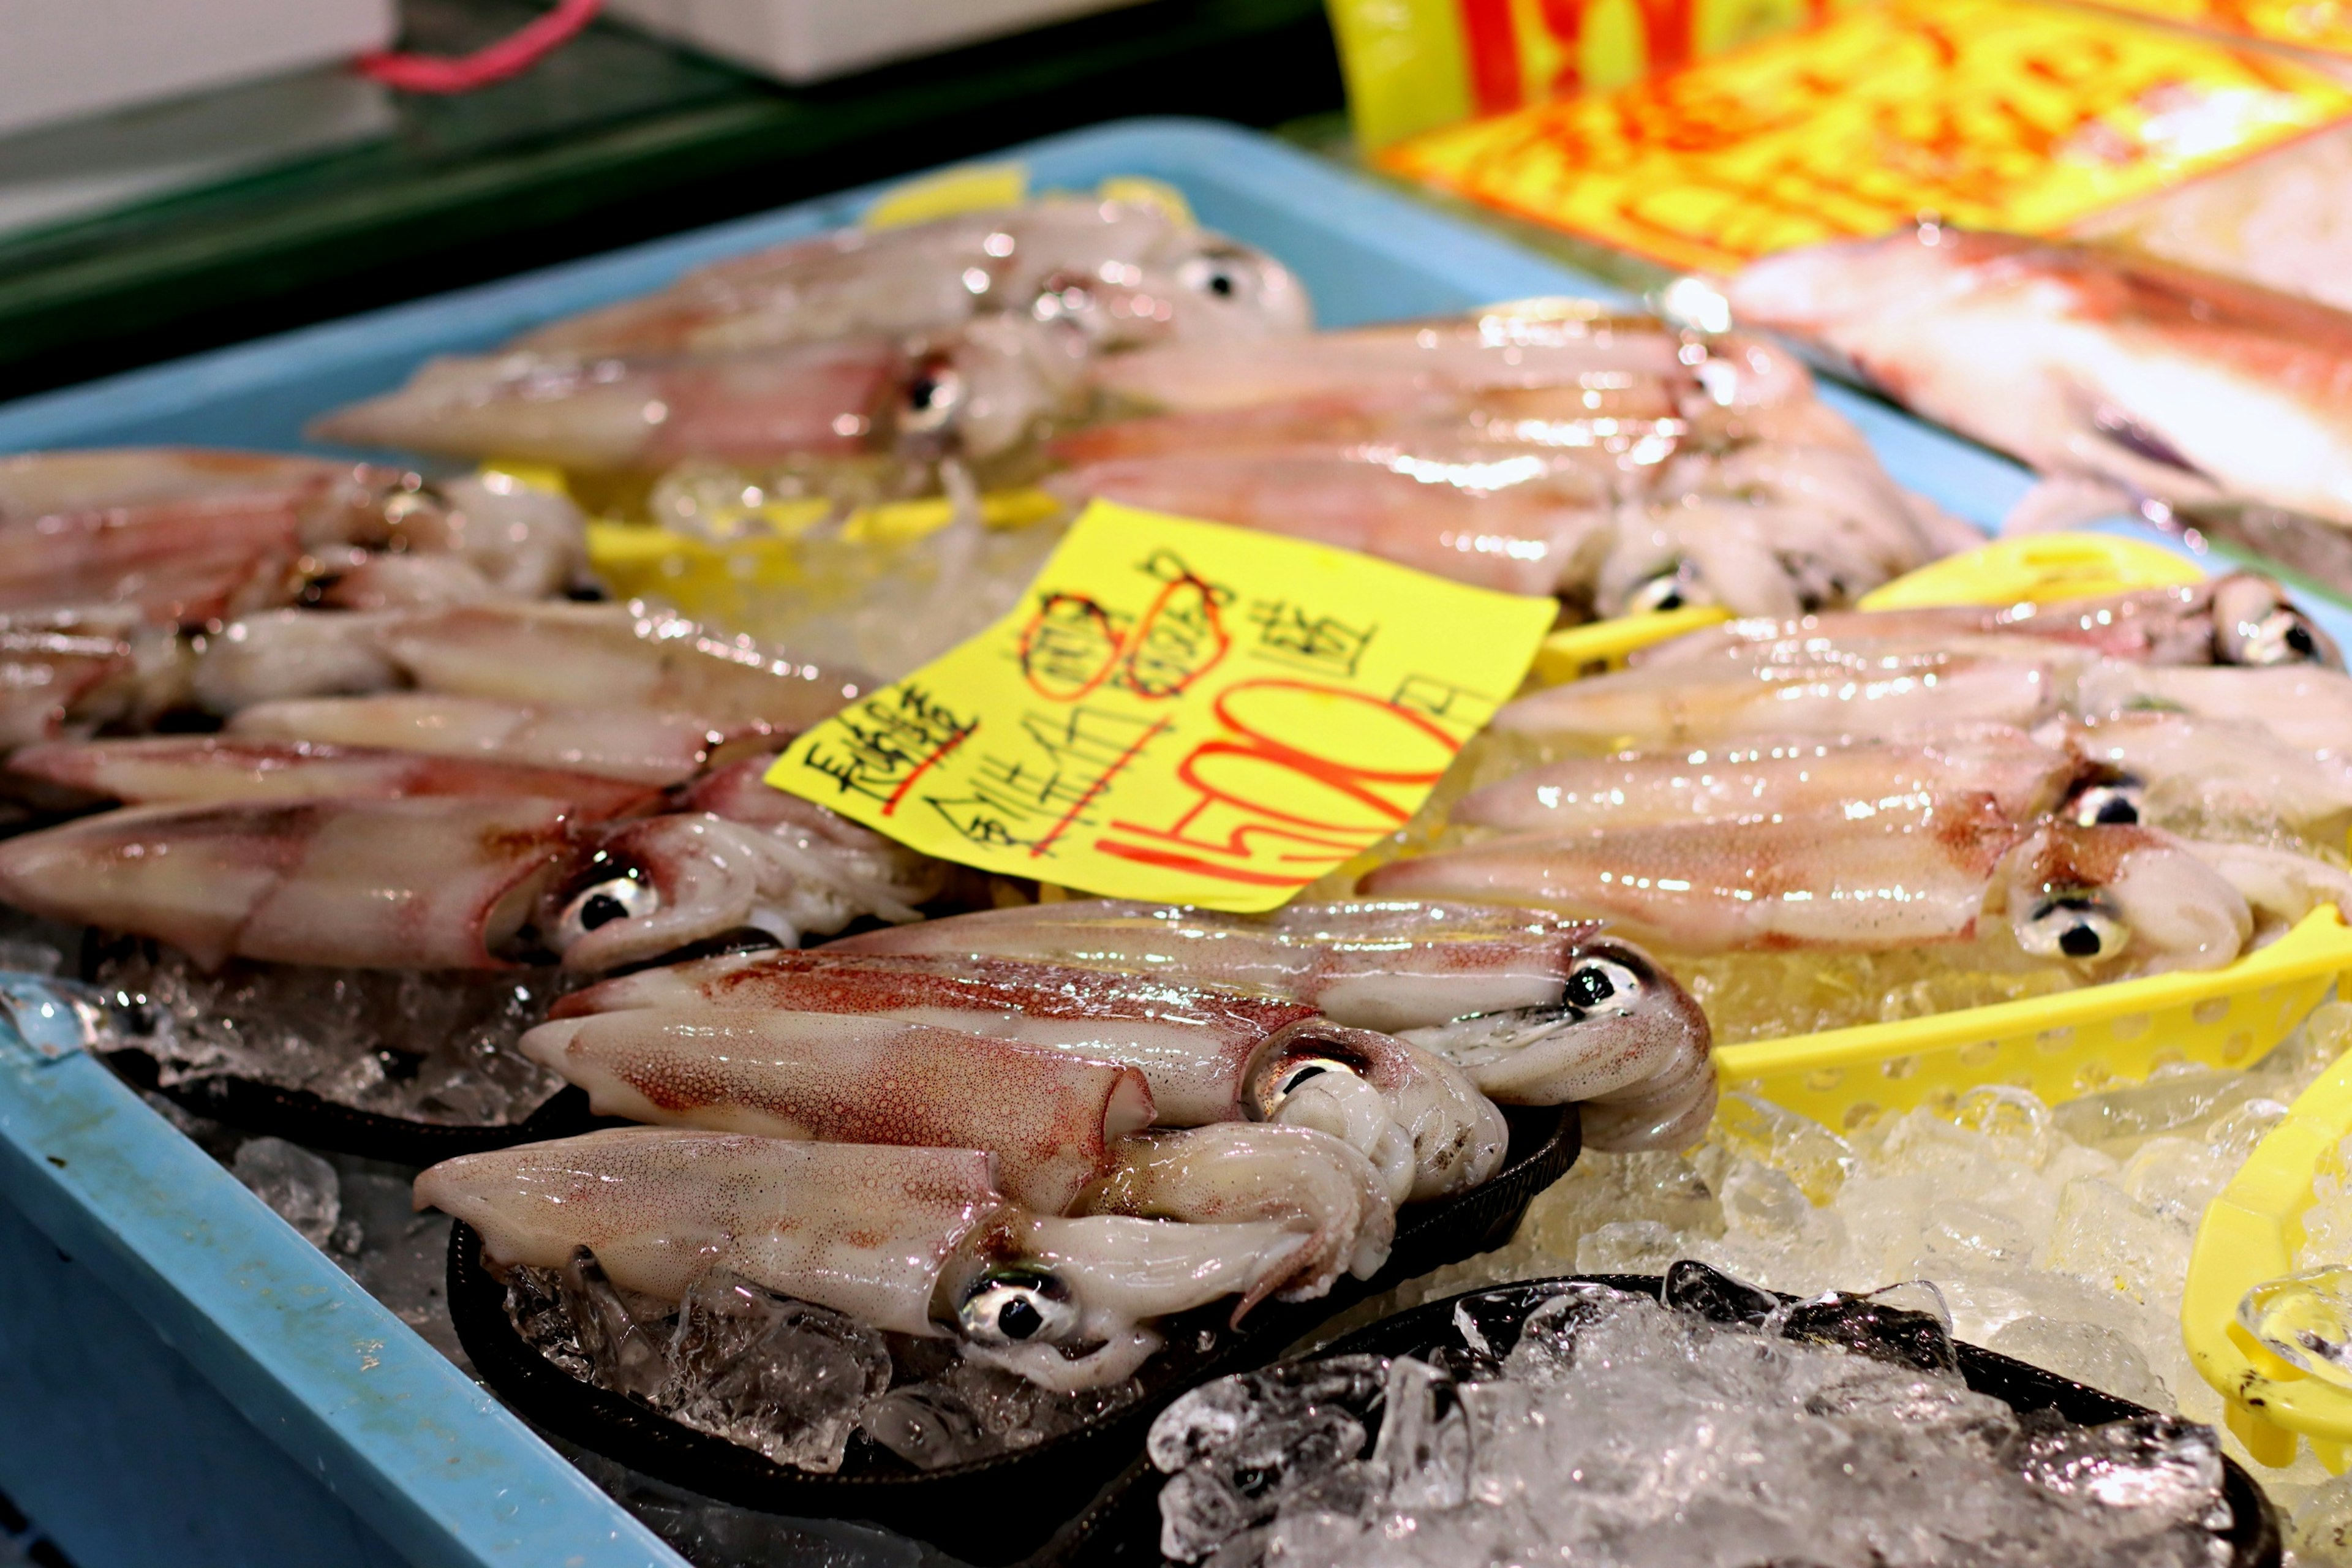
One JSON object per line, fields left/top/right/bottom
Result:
{"left": 1380, "top": 0, "right": 2352, "bottom": 274}
{"left": 765, "top": 501, "right": 1558, "bottom": 910}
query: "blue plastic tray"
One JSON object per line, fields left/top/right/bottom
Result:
{"left": 0, "top": 117, "right": 2335, "bottom": 1568}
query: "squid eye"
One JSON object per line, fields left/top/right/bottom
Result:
{"left": 554, "top": 875, "right": 659, "bottom": 948}
{"left": 1245, "top": 1054, "right": 1362, "bottom": 1121}
{"left": 957, "top": 1267, "right": 1078, "bottom": 1346}
{"left": 900, "top": 360, "right": 964, "bottom": 434}
{"left": 2233, "top": 608, "right": 2328, "bottom": 666}
{"left": 1177, "top": 254, "right": 1247, "bottom": 301}
{"left": 2067, "top": 779, "right": 2144, "bottom": 827}
{"left": 1626, "top": 565, "right": 1706, "bottom": 614}
{"left": 2018, "top": 891, "right": 2130, "bottom": 962}
{"left": 1562, "top": 956, "right": 1644, "bottom": 1014}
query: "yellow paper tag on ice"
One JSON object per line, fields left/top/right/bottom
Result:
{"left": 1379, "top": 0, "right": 2352, "bottom": 274}
{"left": 765, "top": 502, "right": 1558, "bottom": 910}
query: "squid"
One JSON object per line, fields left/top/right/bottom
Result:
{"left": 1490, "top": 655, "right": 2062, "bottom": 747}
{"left": 4, "top": 735, "right": 659, "bottom": 817}
{"left": 188, "top": 598, "right": 870, "bottom": 740}
{"left": 1095, "top": 307, "right": 1804, "bottom": 413}
{"left": 821, "top": 900, "right": 1713, "bottom": 1152}
{"left": 513, "top": 195, "right": 1311, "bottom": 360}
{"left": 1045, "top": 443, "right": 1615, "bottom": 597}
{"left": 416, "top": 1129, "right": 1314, "bottom": 1390}
{"left": 1640, "top": 573, "right": 2341, "bottom": 671}
{"left": 1360, "top": 811, "right": 2309, "bottom": 978}
{"left": 2045, "top": 711, "right": 2352, "bottom": 836}
{"left": 0, "top": 450, "right": 587, "bottom": 622}
{"left": 2070, "top": 662, "right": 2352, "bottom": 761}
{"left": 0, "top": 782, "right": 941, "bottom": 972}
{"left": 514, "top": 1009, "right": 1393, "bottom": 1292}
{"left": 1453, "top": 728, "right": 2079, "bottom": 834}
{"left": 225, "top": 695, "right": 748, "bottom": 786}
{"left": 545, "top": 948, "right": 1501, "bottom": 1202}
{"left": 0, "top": 607, "right": 189, "bottom": 750}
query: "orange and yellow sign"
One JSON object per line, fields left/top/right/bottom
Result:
{"left": 2082, "top": 0, "right": 2352, "bottom": 56}
{"left": 764, "top": 502, "right": 1556, "bottom": 910}
{"left": 1378, "top": 0, "right": 2352, "bottom": 273}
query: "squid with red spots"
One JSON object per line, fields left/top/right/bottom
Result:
{"left": 417, "top": 1129, "right": 1319, "bottom": 1392}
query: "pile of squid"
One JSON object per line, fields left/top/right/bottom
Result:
{"left": 0, "top": 448, "right": 937, "bottom": 973}
{"left": 1370, "top": 573, "right": 2352, "bottom": 983}
{"left": 417, "top": 899, "right": 1715, "bottom": 1395}
{"left": 310, "top": 194, "right": 1313, "bottom": 510}
{"left": 1044, "top": 298, "right": 1977, "bottom": 617}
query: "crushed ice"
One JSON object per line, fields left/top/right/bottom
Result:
{"left": 1154, "top": 1267, "right": 2236, "bottom": 1567}
{"left": 96, "top": 945, "right": 570, "bottom": 1125}
{"left": 505, "top": 1251, "right": 1140, "bottom": 1474}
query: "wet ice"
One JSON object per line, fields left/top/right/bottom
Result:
{"left": 1156, "top": 1280, "right": 2238, "bottom": 1568}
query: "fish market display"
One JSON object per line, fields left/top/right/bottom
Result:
{"left": 1727, "top": 228, "right": 2352, "bottom": 550}
{"left": 826, "top": 899, "right": 1716, "bottom": 1151}
{"left": 1055, "top": 303, "right": 1972, "bottom": 614}
{"left": 419, "top": 1128, "right": 1319, "bottom": 1392}
{"left": 312, "top": 195, "right": 1310, "bottom": 480}
{"left": 1156, "top": 1272, "right": 2240, "bottom": 1568}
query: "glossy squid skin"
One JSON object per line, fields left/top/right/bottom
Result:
{"left": 415, "top": 1128, "right": 1313, "bottom": 1390}
{"left": 548, "top": 948, "right": 1499, "bottom": 1202}
{"left": 1492, "top": 655, "right": 2060, "bottom": 748}
{"left": 519, "top": 1008, "right": 1154, "bottom": 1213}
{"left": 1728, "top": 228, "right": 2352, "bottom": 528}
{"left": 0, "top": 608, "right": 185, "bottom": 751}
{"left": 225, "top": 695, "right": 739, "bottom": 786}
{"left": 6, "top": 735, "right": 660, "bottom": 818}
{"left": 1454, "top": 728, "right": 2076, "bottom": 834}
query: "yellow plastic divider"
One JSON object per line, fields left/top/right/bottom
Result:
{"left": 2186, "top": 1021, "right": 2352, "bottom": 1472}
{"left": 1721, "top": 907, "right": 2352, "bottom": 1132}
{"left": 584, "top": 488, "right": 1063, "bottom": 611}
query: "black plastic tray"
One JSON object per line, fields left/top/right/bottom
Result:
{"left": 1042, "top": 1272, "right": 2283, "bottom": 1568}
{"left": 447, "top": 1102, "right": 1582, "bottom": 1565}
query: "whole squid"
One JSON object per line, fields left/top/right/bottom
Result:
{"left": 0, "top": 785, "right": 940, "bottom": 972}
{"left": 543, "top": 948, "right": 1499, "bottom": 1202}
{"left": 823, "top": 900, "right": 1714, "bottom": 1152}
{"left": 1453, "top": 728, "right": 2078, "bottom": 834}
{"left": 1491, "top": 654, "right": 2062, "bottom": 748}
{"left": 188, "top": 598, "right": 871, "bottom": 739}
{"left": 1639, "top": 573, "right": 2341, "bottom": 671}
{"left": 417, "top": 1129, "right": 1314, "bottom": 1390}
{"left": 514, "top": 1008, "right": 1393, "bottom": 1293}
{"left": 1362, "top": 809, "right": 2327, "bottom": 978}
{"left": 514, "top": 195, "right": 1310, "bottom": 360}
{"left": 0, "top": 450, "right": 586, "bottom": 620}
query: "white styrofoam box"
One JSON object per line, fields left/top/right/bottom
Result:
{"left": 604, "top": 0, "right": 1156, "bottom": 83}
{"left": 0, "top": 0, "right": 396, "bottom": 140}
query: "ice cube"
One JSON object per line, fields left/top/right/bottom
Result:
{"left": 859, "top": 1383, "right": 990, "bottom": 1472}
{"left": 658, "top": 1271, "right": 891, "bottom": 1473}
{"left": 1777, "top": 1282, "right": 1959, "bottom": 1374}
{"left": 2010, "top": 1410, "right": 2226, "bottom": 1525}
{"left": 2052, "top": 1069, "right": 2245, "bottom": 1149}
{"left": 1987, "top": 1317, "right": 2169, "bottom": 1408}
{"left": 1157, "top": 1405, "right": 1373, "bottom": 1562}
{"left": 230, "top": 1136, "right": 341, "bottom": 1248}
{"left": 558, "top": 1247, "right": 669, "bottom": 1399}
{"left": 1575, "top": 1218, "right": 1687, "bottom": 1275}
{"left": 1921, "top": 1200, "right": 2034, "bottom": 1265}
{"left": 2038, "top": 1177, "right": 2192, "bottom": 1307}
{"left": 1150, "top": 1357, "right": 1389, "bottom": 1473}
{"left": 2238, "top": 1267, "right": 2352, "bottom": 1389}
{"left": 2289, "top": 1467, "right": 2352, "bottom": 1566}
{"left": 1662, "top": 1259, "right": 1781, "bottom": 1324}
{"left": 1372, "top": 1357, "right": 1472, "bottom": 1510}
{"left": 1713, "top": 1091, "right": 1853, "bottom": 1203}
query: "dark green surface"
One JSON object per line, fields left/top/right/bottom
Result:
{"left": 0, "top": 0, "right": 1341, "bottom": 402}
